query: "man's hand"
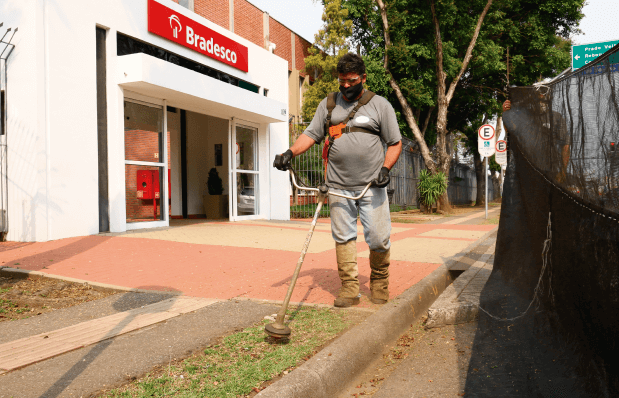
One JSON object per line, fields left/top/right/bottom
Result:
{"left": 375, "top": 167, "right": 390, "bottom": 188}
{"left": 503, "top": 100, "right": 511, "bottom": 112}
{"left": 273, "top": 149, "right": 293, "bottom": 171}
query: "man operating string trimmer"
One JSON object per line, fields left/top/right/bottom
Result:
{"left": 274, "top": 53, "right": 402, "bottom": 307}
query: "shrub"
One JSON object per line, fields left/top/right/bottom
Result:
{"left": 417, "top": 170, "right": 448, "bottom": 211}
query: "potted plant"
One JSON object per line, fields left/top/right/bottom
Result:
{"left": 417, "top": 170, "right": 448, "bottom": 213}
{"left": 203, "top": 168, "right": 228, "bottom": 219}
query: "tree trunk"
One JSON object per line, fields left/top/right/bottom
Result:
{"left": 374, "top": 0, "right": 493, "bottom": 211}
{"left": 473, "top": 150, "right": 486, "bottom": 206}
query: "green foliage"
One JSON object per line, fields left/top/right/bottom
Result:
{"left": 302, "top": 0, "right": 353, "bottom": 122}
{"left": 344, "top": 0, "right": 585, "bottom": 161}
{"left": 417, "top": 169, "right": 447, "bottom": 207}
{"left": 207, "top": 168, "right": 223, "bottom": 195}
{"left": 489, "top": 155, "right": 501, "bottom": 172}
{"left": 290, "top": 203, "right": 331, "bottom": 218}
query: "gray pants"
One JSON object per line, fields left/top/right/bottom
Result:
{"left": 329, "top": 186, "right": 391, "bottom": 252}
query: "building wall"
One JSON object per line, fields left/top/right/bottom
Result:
{"left": 168, "top": 109, "right": 182, "bottom": 217}
{"left": 3, "top": 0, "right": 290, "bottom": 241}
{"left": 181, "top": 0, "right": 315, "bottom": 121}
{"left": 194, "top": 0, "right": 229, "bottom": 30}
{"left": 232, "top": 0, "right": 263, "bottom": 48}
{"left": 268, "top": 17, "right": 292, "bottom": 72}
{"left": 295, "top": 34, "right": 312, "bottom": 77}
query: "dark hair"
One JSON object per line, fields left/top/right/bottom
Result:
{"left": 337, "top": 53, "right": 366, "bottom": 76}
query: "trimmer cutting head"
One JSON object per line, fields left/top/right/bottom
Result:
{"left": 265, "top": 323, "right": 291, "bottom": 339}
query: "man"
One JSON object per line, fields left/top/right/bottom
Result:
{"left": 274, "top": 53, "right": 402, "bottom": 307}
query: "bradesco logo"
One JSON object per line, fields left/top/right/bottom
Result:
{"left": 148, "top": 0, "right": 248, "bottom": 72}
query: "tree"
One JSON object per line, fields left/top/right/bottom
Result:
{"left": 301, "top": 0, "right": 353, "bottom": 122}
{"left": 345, "top": 0, "right": 584, "bottom": 208}
{"left": 449, "top": 0, "right": 583, "bottom": 205}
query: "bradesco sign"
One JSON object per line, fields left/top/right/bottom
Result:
{"left": 147, "top": 0, "right": 249, "bottom": 72}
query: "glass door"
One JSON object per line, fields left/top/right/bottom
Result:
{"left": 230, "top": 122, "right": 259, "bottom": 220}
{"left": 124, "top": 99, "right": 168, "bottom": 229}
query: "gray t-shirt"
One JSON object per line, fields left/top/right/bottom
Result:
{"left": 303, "top": 92, "right": 402, "bottom": 190}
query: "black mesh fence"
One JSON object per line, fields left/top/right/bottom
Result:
{"left": 481, "top": 44, "right": 619, "bottom": 395}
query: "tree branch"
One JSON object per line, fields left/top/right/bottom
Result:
{"left": 422, "top": 106, "right": 435, "bottom": 137}
{"left": 445, "top": 0, "right": 494, "bottom": 104}
{"left": 375, "top": 0, "right": 436, "bottom": 172}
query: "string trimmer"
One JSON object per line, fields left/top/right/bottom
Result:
{"left": 265, "top": 156, "right": 373, "bottom": 339}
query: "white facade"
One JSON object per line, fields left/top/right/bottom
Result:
{"left": 1, "top": 0, "right": 291, "bottom": 242}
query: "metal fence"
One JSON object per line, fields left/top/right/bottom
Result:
{"left": 287, "top": 122, "right": 499, "bottom": 218}
{"left": 384, "top": 137, "right": 424, "bottom": 208}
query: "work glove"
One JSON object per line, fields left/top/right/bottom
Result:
{"left": 374, "top": 167, "right": 390, "bottom": 188}
{"left": 273, "top": 149, "right": 293, "bottom": 171}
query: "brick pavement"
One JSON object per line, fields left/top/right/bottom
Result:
{"left": 0, "top": 213, "right": 497, "bottom": 308}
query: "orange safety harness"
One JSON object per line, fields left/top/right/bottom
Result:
{"left": 322, "top": 90, "right": 377, "bottom": 179}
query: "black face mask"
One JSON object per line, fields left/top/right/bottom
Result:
{"left": 340, "top": 81, "right": 363, "bottom": 101}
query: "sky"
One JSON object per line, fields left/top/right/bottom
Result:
{"left": 573, "top": 0, "right": 619, "bottom": 45}
{"left": 247, "top": 0, "right": 618, "bottom": 46}
{"left": 246, "top": 0, "right": 325, "bottom": 43}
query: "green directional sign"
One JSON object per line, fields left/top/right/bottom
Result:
{"left": 572, "top": 40, "right": 619, "bottom": 70}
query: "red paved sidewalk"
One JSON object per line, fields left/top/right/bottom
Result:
{"left": 0, "top": 219, "right": 496, "bottom": 307}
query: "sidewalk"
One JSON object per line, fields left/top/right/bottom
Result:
{"left": 0, "top": 206, "right": 499, "bottom": 397}
{"left": 0, "top": 215, "right": 497, "bottom": 307}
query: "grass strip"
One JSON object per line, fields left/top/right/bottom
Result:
{"left": 102, "top": 306, "right": 359, "bottom": 398}
{"left": 290, "top": 203, "right": 330, "bottom": 218}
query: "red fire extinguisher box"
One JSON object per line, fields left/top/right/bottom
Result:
{"left": 137, "top": 170, "right": 171, "bottom": 200}
{"left": 136, "top": 169, "right": 160, "bottom": 200}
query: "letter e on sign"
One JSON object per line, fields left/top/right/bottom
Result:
{"left": 495, "top": 140, "right": 507, "bottom": 165}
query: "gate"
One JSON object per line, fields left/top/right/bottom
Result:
{"left": 0, "top": 24, "right": 17, "bottom": 238}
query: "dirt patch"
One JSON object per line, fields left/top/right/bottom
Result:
{"left": 0, "top": 274, "right": 118, "bottom": 322}
{"left": 339, "top": 316, "right": 477, "bottom": 397}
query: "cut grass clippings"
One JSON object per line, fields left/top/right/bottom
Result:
{"left": 101, "top": 306, "right": 362, "bottom": 398}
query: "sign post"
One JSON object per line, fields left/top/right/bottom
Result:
{"left": 478, "top": 124, "right": 496, "bottom": 219}
{"left": 572, "top": 40, "right": 619, "bottom": 71}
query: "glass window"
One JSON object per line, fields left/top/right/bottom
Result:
{"left": 124, "top": 101, "right": 163, "bottom": 163}
{"left": 237, "top": 173, "right": 257, "bottom": 216}
{"left": 125, "top": 164, "right": 165, "bottom": 222}
{"left": 235, "top": 126, "right": 258, "bottom": 171}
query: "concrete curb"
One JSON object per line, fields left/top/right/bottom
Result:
{"left": 425, "top": 245, "right": 495, "bottom": 329}
{"left": 256, "top": 226, "right": 498, "bottom": 398}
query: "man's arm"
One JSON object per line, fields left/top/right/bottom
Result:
{"left": 383, "top": 141, "right": 402, "bottom": 170}
{"left": 289, "top": 134, "right": 317, "bottom": 157}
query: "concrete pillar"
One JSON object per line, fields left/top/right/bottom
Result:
{"left": 229, "top": 0, "right": 234, "bottom": 33}
{"left": 263, "top": 12, "right": 269, "bottom": 50}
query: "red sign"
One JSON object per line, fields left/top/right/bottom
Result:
{"left": 147, "top": 0, "right": 249, "bottom": 72}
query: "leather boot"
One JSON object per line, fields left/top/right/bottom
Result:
{"left": 334, "top": 240, "right": 360, "bottom": 307}
{"left": 370, "top": 249, "right": 390, "bottom": 304}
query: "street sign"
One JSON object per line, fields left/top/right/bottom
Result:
{"left": 478, "top": 124, "right": 496, "bottom": 158}
{"left": 572, "top": 40, "right": 619, "bottom": 70}
{"left": 495, "top": 140, "right": 507, "bottom": 165}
